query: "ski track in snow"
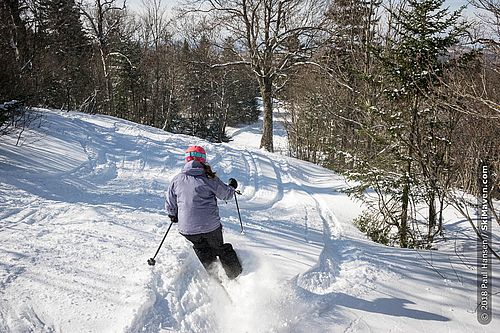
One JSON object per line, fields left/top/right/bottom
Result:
{"left": 0, "top": 109, "right": 499, "bottom": 332}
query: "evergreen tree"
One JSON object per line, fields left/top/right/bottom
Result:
{"left": 175, "top": 36, "right": 215, "bottom": 139}
{"left": 113, "top": 37, "right": 142, "bottom": 122}
{"left": 349, "top": 0, "right": 471, "bottom": 247}
{"left": 173, "top": 35, "right": 258, "bottom": 142}
{"left": 0, "top": 0, "right": 29, "bottom": 102}
{"left": 216, "top": 38, "right": 259, "bottom": 136}
{"left": 37, "top": 0, "right": 92, "bottom": 109}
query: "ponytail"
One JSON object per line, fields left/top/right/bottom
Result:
{"left": 202, "top": 162, "right": 216, "bottom": 179}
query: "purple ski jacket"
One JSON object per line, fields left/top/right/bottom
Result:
{"left": 165, "top": 160, "right": 235, "bottom": 235}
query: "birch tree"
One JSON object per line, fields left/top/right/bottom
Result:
{"left": 78, "top": 0, "right": 126, "bottom": 114}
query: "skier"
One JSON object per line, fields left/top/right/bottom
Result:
{"left": 165, "top": 145, "right": 243, "bottom": 280}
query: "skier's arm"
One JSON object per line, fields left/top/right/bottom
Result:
{"left": 165, "top": 181, "right": 178, "bottom": 217}
{"left": 211, "top": 177, "right": 236, "bottom": 201}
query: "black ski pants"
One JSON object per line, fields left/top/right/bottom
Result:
{"left": 182, "top": 225, "right": 242, "bottom": 279}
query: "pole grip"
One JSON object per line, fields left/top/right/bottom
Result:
{"left": 234, "top": 192, "right": 243, "bottom": 232}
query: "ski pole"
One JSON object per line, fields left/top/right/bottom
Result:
{"left": 234, "top": 190, "right": 243, "bottom": 233}
{"left": 147, "top": 221, "right": 174, "bottom": 266}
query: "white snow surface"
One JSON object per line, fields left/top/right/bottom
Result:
{"left": 0, "top": 109, "right": 498, "bottom": 333}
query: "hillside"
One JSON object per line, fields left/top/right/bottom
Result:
{"left": 0, "top": 109, "right": 498, "bottom": 332}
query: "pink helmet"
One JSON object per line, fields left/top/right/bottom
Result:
{"left": 185, "top": 145, "right": 207, "bottom": 163}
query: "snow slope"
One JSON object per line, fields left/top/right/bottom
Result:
{"left": 0, "top": 109, "right": 498, "bottom": 332}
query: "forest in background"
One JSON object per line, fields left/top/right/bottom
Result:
{"left": 0, "top": 0, "right": 260, "bottom": 142}
{"left": 1, "top": 0, "right": 499, "bottom": 249}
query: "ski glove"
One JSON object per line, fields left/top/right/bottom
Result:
{"left": 228, "top": 178, "right": 238, "bottom": 189}
{"left": 168, "top": 215, "right": 178, "bottom": 223}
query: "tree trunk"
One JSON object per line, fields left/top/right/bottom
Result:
{"left": 259, "top": 76, "right": 274, "bottom": 152}
{"left": 99, "top": 45, "right": 113, "bottom": 115}
{"left": 427, "top": 190, "right": 436, "bottom": 242}
{"left": 400, "top": 99, "right": 419, "bottom": 248}
{"left": 437, "top": 194, "right": 445, "bottom": 236}
{"left": 400, "top": 181, "right": 410, "bottom": 248}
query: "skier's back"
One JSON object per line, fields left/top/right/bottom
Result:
{"left": 165, "top": 145, "right": 242, "bottom": 279}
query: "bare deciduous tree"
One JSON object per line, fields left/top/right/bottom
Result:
{"left": 180, "top": 0, "right": 331, "bottom": 152}
{"left": 139, "top": 0, "right": 174, "bottom": 127}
